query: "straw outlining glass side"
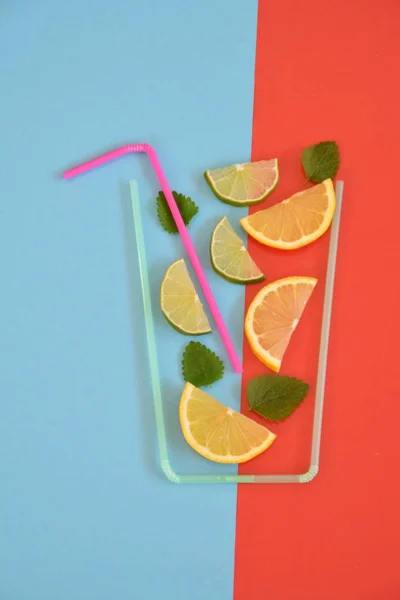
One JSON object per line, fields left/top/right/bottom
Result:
{"left": 63, "top": 144, "right": 242, "bottom": 373}
{"left": 131, "top": 178, "right": 344, "bottom": 484}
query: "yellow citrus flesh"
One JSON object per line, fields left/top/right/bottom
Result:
{"left": 245, "top": 277, "right": 317, "bottom": 372}
{"left": 179, "top": 383, "right": 276, "bottom": 463}
{"left": 205, "top": 159, "right": 279, "bottom": 206}
{"left": 240, "top": 179, "right": 336, "bottom": 249}
{"left": 161, "top": 259, "right": 211, "bottom": 335}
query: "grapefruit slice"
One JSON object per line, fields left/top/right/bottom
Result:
{"left": 245, "top": 276, "right": 317, "bottom": 372}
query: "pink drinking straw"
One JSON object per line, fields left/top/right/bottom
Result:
{"left": 63, "top": 144, "right": 242, "bottom": 373}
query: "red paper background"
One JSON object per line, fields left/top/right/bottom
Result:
{"left": 235, "top": 0, "right": 400, "bottom": 598}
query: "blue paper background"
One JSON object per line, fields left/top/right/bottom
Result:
{"left": 0, "top": 2, "right": 257, "bottom": 598}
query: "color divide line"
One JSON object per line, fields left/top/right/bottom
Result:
{"left": 63, "top": 144, "right": 242, "bottom": 373}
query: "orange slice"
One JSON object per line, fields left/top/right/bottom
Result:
{"left": 245, "top": 277, "right": 317, "bottom": 372}
{"left": 240, "top": 179, "right": 335, "bottom": 250}
{"left": 179, "top": 383, "right": 276, "bottom": 463}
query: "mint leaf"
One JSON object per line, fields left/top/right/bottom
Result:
{"left": 182, "top": 341, "right": 224, "bottom": 387}
{"left": 157, "top": 190, "right": 199, "bottom": 233}
{"left": 247, "top": 374, "right": 309, "bottom": 422}
{"left": 301, "top": 141, "right": 340, "bottom": 183}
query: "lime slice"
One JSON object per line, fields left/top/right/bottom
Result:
{"left": 161, "top": 259, "right": 211, "bottom": 335}
{"left": 211, "top": 217, "right": 264, "bottom": 284}
{"left": 204, "top": 159, "right": 279, "bottom": 206}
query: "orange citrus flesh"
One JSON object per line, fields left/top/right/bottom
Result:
{"left": 240, "top": 179, "right": 335, "bottom": 249}
{"left": 245, "top": 276, "right": 317, "bottom": 372}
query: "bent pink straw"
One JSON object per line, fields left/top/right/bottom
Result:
{"left": 63, "top": 144, "right": 242, "bottom": 373}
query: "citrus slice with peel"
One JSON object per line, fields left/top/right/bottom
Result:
{"left": 205, "top": 159, "right": 279, "bottom": 206}
{"left": 210, "top": 217, "right": 264, "bottom": 284}
{"left": 161, "top": 259, "right": 211, "bottom": 335}
{"left": 179, "top": 383, "right": 276, "bottom": 463}
{"left": 240, "top": 179, "right": 336, "bottom": 249}
{"left": 245, "top": 276, "right": 317, "bottom": 372}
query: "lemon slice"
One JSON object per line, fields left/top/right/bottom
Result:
{"left": 210, "top": 217, "right": 264, "bottom": 284}
{"left": 245, "top": 276, "right": 317, "bottom": 372}
{"left": 240, "top": 179, "right": 335, "bottom": 250}
{"left": 205, "top": 159, "right": 279, "bottom": 206}
{"left": 161, "top": 259, "right": 211, "bottom": 335}
{"left": 179, "top": 383, "right": 276, "bottom": 463}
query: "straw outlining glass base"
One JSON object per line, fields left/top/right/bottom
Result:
{"left": 131, "top": 179, "right": 344, "bottom": 484}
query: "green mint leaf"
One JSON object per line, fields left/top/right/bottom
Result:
{"left": 247, "top": 374, "right": 309, "bottom": 422}
{"left": 182, "top": 341, "right": 224, "bottom": 387}
{"left": 301, "top": 141, "right": 340, "bottom": 183}
{"left": 157, "top": 190, "right": 199, "bottom": 233}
